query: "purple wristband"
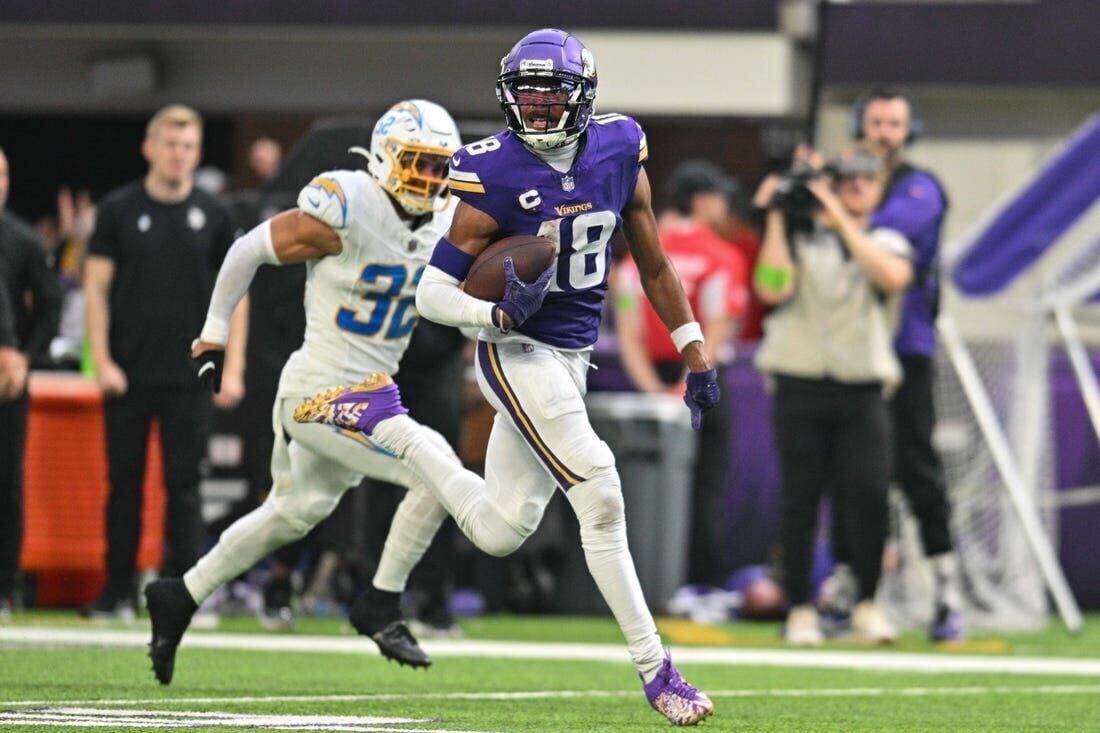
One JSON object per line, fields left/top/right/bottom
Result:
{"left": 429, "top": 237, "right": 476, "bottom": 280}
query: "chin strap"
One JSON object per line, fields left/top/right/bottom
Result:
{"left": 527, "top": 137, "right": 580, "bottom": 172}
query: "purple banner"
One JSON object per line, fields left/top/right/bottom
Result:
{"left": 953, "top": 117, "right": 1100, "bottom": 296}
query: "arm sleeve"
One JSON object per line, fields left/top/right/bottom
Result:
{"left": 871, "top": 173, "right": 945, "bottom": 240}
{"left": 415, "top": 265, "right": 498, "bottom": 330}
{"left": 198, "top": 219, "right": 278, "bottom": 345}
{"left": 0, "top": 277, "right": 16, "bottom": 348}
{"left": 22, "top": 232, "right": 62, "bottom": 361}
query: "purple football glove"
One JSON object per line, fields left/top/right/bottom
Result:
{"left": 684, "top": 368, "right": 720, "bottom": 430}
{"left": 496, "top": 256, "right": 555, "bottom": 329}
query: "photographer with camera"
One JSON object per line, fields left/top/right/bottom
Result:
{"left": 753, "top": 148, "right": 912, "bottom": 645}
{"left": 825, "top": 90, "right": 961, "bottom": 642}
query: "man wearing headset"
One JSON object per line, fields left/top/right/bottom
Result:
{"left": 824, "top": 89, "right": 962, "bottom": 642}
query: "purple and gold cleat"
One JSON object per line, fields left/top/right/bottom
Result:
{"left": 929, "top": 605, "right": 966, "bottom": 643}
{"left": 643, "top": 656, "right": 714, "bottom": 726}
{"left": 293, "top": 374, "right": 408, "bottom": 435}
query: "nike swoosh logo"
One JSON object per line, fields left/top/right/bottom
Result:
{"left": 307, "top": 196, "right": 321, "bottom": 207}
{"left": 452, "top": 156, "right": 461, "bottom": 166}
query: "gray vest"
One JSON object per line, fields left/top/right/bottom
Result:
{"left": 755, "top": 225, "right": 910, "bottom": 390}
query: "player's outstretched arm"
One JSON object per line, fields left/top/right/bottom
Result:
{"left": 194, "top": 209, "right": 341, "bottom": 352}
{"left": 416, "top": 202, "right": 518, "bottom": 332}
{"left": 622, "top": 168, "right": 720, "bottom": 428}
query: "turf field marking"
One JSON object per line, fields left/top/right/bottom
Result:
{"left": 5, "top": 625, "right": 1100, "bottom": 677}
{"left": 0, "top": 707, "right": 482, "bottom": 732}
{"left": 6, "top": 684, "right": 1100, "bottom": 709}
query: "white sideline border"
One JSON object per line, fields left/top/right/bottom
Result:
{"left": 3, "top": 625, "right": 1100, "bottom": 677}
{"left": 0, "top": 707, "right": 482, "bottom": 732}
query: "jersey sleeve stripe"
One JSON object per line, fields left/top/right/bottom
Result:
{"left": 448, "top": 169, "right": 482, "bottom": 184}
{"left": 448, "top": 180, "right": 486, "bottom": 194}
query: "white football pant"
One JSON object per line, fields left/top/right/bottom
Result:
{"left": 183, "top": 399, "right": 451, "bottom": 604}
{"left": 373, "top": 339, "right": 665, "bottom": 678}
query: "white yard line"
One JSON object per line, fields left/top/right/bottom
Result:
{"left": 3, "top": 625, "right": 1100, "bottom": 677}
{"left": 0, "top": 706, "right": 481, "bottom": 732}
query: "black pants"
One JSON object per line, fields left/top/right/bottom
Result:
{"left": 831, "top": 355, "right": 954, "bottom": 563}
{"left": 773, "top": 376, "right": 891, "bottom": 605}
{"left": 102, "top": 383, "right": 211, "bottom": 599}
{"left": 0, "top": 390, "right": 29, "bottom": 599}
{"left": 207, "top": 351, "right": 285, "bottom": 539}
{"left": 655, "top": 362, "right": 731, "bottom": 585}
{"left": 892, "top": 354, "right": 953, "bottom": 556}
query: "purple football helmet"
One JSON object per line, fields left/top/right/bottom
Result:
{"left": 496, "top": 28, "right": 597, "bottom": 151}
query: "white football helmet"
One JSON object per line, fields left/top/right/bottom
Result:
{"left": 355, "top": 99, "right": 461, "bottom": 216}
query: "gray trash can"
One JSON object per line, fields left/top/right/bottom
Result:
{"left": 554, "top": 392, "right": 697, "bottom": 614}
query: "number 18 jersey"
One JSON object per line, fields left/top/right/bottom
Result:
{"left": 448, "top": 114, "right": 648, "bottom": 349}
{"left": 276, "top": 169, "right": 456, "bottom": 399}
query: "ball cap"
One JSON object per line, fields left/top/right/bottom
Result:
{"left": 828, "top": 148, "right": 883, "bottom": 179}
{"left": 665, "top": 159, "right": 739, "bottom": 213}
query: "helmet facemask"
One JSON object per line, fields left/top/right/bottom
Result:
{"left": 497, "top": 70, "right": 594, "bottom": 151}
{"left": 379, "top": 138, "right": 452, "bottom": 216}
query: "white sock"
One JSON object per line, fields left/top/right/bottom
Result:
{"left": 372, "top": 478, "right": 449, "bottom": 593}
{"left": 930, "top": 552, "right": 962, "bottom": 611}
{"left": 183, "top": 499, "right": 305, "bottom": 605}
{"left": 567, "top": 472, "right": 665, "bottom": 682}
{"left": 373, "top": 415, "right": 527, "bottom": 557}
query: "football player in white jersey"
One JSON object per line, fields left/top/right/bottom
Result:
{"left": 144, "top": 100, "right": 464, "bottom": 685}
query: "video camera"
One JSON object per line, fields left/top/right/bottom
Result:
{"left": 769, "top": 149, "right": 883, "bottom": 229}
{"left": 769, "top": 162, "right": 822, "bottom": 221}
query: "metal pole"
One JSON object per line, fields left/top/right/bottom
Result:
{"left": 937, "top": 314, "right": 1084, "bottom": 633}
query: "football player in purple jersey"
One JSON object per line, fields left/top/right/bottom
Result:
{"left": 297, "top": 29, "right": 718, "bottom": 725}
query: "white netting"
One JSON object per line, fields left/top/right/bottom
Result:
{"left": 878, "top": 335, "right": 1051, "bottom": 631}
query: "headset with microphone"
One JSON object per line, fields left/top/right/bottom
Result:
{"left": 849, "top": 90, "right": 923, "bottom": 144}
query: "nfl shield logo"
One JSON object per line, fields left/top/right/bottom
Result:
{"left": 561, "top": 175, "right": 575, "bottom": 192}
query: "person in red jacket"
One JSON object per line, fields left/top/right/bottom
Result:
{"left": 722, "top": 184, "right": 766, "bottom": 341}
{"left": 613, "top": 160, "right": 748, "bottom": 585}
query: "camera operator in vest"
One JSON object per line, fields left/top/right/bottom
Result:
{"left": 821, "top": 90, "right": 962, "bottom": 642}
{"left": 752, "top": 148, "right": 913, "bottom": 645}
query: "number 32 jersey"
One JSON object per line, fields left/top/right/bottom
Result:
{"left": 277, "top": 169, "right": 456, "bottom": 399}
{"left": 449, "top": 114, "right": 648, "bottom": 349}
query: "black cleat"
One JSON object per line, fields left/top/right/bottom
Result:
{"left": 348, "top": 590, "right": 431, "bottom": 668}
{"left": 145, "top": 578, "right": 198, "bottom": 685}
{"left": 258, "top": 573, "right": 295, "bottom": 631}
{"left": 80, "top": 593, "right": 136, "bottom": 622}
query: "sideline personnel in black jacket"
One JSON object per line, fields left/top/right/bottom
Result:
{"left": 0, "top": 146, "right": 62, "bottom": 614}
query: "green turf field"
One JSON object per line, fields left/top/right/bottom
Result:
{"left": 2, "top": 612, "right": 1099, "bottom": 731}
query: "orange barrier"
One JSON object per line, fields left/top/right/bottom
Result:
{"left": 20, "top": 373, "right": 166, "bottom": 605}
